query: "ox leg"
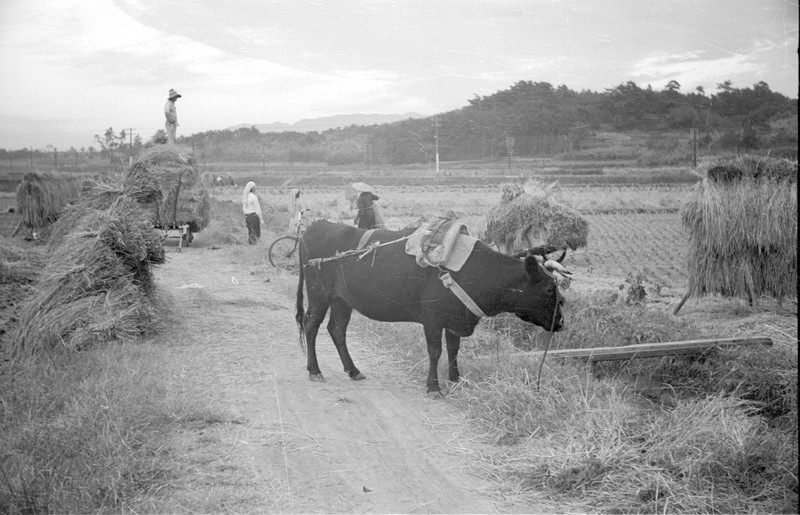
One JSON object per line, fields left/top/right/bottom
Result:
{"left": 328, "top": 300, "right": 366, "bottom": 380}
{"left": 423, "top": 324, "right": 444, "bottom": 393}
{"left": 304, "top": 303, "right": 329, "bottom": 382}
{"left": 445, "top": 330, "right": 461, "bottom": 383}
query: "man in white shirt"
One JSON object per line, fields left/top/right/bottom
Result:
{"left": 242, "top": 181, "right": 264, "bottom": 244}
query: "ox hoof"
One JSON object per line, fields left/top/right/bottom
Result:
{"left": 349, "top": 372, "right": 367, "bottom": 381}
{"left": 426, "top": 390, "right": 444, "bottom": 400}
{"left": 309, "top": 373, "right": 326, "bottom": 382}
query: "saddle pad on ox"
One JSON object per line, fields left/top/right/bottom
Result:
{"left": 405, "top": 219, "right": 479, "bottom": 272}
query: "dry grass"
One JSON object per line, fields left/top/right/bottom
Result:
{"left": 346, "top": 289, "right": 798, "bottom": 514}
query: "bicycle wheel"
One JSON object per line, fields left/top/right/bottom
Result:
{"left": 269, "top": 236, "right": 300, "bottom": 271}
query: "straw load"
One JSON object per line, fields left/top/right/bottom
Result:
{"left": 129, "top": 145, "right": 210, "bottom": 231}
{"left": 486, "top": 182, "right": 589, "bottom": 254}
{"left": 680, "top": 155, "right": 797, "bottom": 304}
{"left": 15, "top": 172, "right": 83, "bottom": 229}
{"left": 10, "top": 176, "right": 166, "bottom": 357}
{"left": 159, "top": 187, "right": 211, "bottom": 232}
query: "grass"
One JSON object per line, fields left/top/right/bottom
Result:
{"left": 0, "top": 334, "right": 236, "bottom": 513}
{"left": 346, "top": 290, "right": 798, "bottom": 514}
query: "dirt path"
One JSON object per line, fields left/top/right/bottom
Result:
{"left": 152, "top": 242, "right": 506, "bottom": 513}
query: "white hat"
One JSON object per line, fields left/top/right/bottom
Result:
{"left": 351, "top": 182, "right": 372, "bottom": 193}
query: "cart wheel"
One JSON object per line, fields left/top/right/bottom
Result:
{"left": 269, "top": 236, "right": 300, "bottom": 271}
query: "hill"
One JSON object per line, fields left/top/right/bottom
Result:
{"left": 226, "top": 112, "right": 426, "bottom": 133}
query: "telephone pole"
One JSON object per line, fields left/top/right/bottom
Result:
{"left": 128, "top": 128, "right": 136, "bottom": 164}
{"left": 433, "top": 116, "right": 440, "bottom": 176}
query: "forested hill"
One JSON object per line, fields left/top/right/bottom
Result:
{"left": 180, "top": 79, "right": 798, "bottom": 165}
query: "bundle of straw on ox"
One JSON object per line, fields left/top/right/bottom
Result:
{"left": 11, "top": 176, "right": 166, "bottom": 357}
{"left": 486, "top": 182, "right": 589, "bottom": 257}
{"left": 677, "top": 155, "right": 797, "bottom": 310}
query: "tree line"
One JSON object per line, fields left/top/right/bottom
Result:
{"left": 2, "top": 79, "right": 796, "bottom": 167}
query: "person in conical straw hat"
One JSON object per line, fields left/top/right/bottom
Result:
{"left": 164, "top": 88, "right": 182, "bottom": 144}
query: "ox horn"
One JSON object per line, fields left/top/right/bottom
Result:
{"left": 544, "top": 260, "right": 572, "bottom": 276}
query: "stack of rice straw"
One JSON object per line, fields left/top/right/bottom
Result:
{"left": 680, "top": 155, "right": 797, "bottom": 304}
{"left": 11, "top": 172, "right": 166, "bottom": 357}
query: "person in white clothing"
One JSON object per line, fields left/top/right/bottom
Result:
{"left": 242, "top": 181, "right": 264, "bottom": 244}
{"left": 288, "top": 188, "right": 307, "bottom": 234}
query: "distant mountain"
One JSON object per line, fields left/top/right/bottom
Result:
{"left": 227, "top": 112, "right": 426, "bottom": 133}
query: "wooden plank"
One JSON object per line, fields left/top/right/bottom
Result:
{"left": 519, "top": 337, "right": 773, "bottom": 362}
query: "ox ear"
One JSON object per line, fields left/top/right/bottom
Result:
{"left": 523, "top": 255, "right": 543, "bottom": 280}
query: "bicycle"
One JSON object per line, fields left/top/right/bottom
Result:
{"left": 268, "top": 209, "right": 309, "bottom": 271}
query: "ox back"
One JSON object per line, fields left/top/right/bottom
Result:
{"left": 296, "top": 220, "right": 563, "bottom": 394}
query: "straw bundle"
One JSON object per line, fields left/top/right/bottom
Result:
{"left": 486, "top": 183, "right": 589, "bottom": 253}
{"left": 159, "top": 187, "right": 210, "bottom": 232}
{"left": 15, "top": 172, "right": 83, "bottom": 228}
{"left": 11, "top": 185, "right": 165, "bottom": 357}
{"left": 681, "top": 156, "right": 797, "bottom": 302}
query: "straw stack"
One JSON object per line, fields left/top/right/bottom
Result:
{"left": 15, "top": 172, "right": 83, "bottom": 229}
{"left": 681, "top": 155, "right": 797, "bottom": 302}
{"left": 486, "top": 182, "right": 589, "bottom": 253}
{"left": 128, "top": 145, "right": 209, "bottom": 231}
{"left": 11, "top": 178, "right": 166, "bottom": 357}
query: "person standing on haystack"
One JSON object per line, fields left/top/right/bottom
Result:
{"left": 164, "top": 88, "right": 181, "bottom": 144}
{"left": 242, "top": 181, "right": 264, "bottom": 244}
{"left": 354, "top": 190, "right": 382, "bottom": 229}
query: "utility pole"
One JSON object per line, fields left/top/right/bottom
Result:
{"left": 128, "top": 128, "right": 136, "bottom": 163}
{"left": 433, "top": 116, "right": 440, "bottom": 176}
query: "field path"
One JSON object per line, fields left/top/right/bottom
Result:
{"left": 151, "top": 242, "right": 509, "bottom": 513}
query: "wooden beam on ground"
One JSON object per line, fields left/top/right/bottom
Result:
{"left": 516, "top": 337, "right": 773, "bottom": 362}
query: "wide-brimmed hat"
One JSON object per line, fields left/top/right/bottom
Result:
{"left": 351, "top": 182, "right": 372, "bottom": 193}
{"left": 168, "top": 88, "right": 182, "bottom": 100}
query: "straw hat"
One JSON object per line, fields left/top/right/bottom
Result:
{"left": 168, "top": 88, "right": 182, "bottom": 100}
{"left": 351, "top": 182, "right": 372, "bottom": 193}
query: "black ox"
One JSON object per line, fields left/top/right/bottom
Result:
{"left": 295, "top": 221, "right": 565, "bottom": 393}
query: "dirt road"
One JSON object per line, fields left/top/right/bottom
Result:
{"left": 152, "top": 242, "right": 507, "bottom": 513}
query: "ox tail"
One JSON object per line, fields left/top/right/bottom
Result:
{"left": 296, "top": 245, "right": 307, "bottom": 357}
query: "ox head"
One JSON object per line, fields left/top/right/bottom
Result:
{"left": 507, "top": 254, "right": 565, "bottom": 332}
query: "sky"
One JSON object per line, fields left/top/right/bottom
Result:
{"left": 0, "top": 0, "right": 797, "bottom": 151}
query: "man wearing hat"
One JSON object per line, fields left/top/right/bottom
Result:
{"left": 164, "top": 88, "right": 181, "bottom": 144}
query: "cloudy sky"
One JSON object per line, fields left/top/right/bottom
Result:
{"left": 0, "top": 0, "right": 797, "bottom": 150}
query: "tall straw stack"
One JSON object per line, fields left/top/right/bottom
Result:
{"left": 11, "top": 178, "right": 166, "bottom": 357}
{"left": 486, "top": 182, "right": 589, "bottom": 253}
{"left": 681, "top": 155, "right": 797, "bottom": 303}
{"left": 15, "top": 172, "right": 83, "bottom": 229}
{"left": 130, "top": 145, "right": 210, "bottom": 230}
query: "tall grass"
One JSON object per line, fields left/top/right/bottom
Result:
{"left": 347, "top": 292, "right": 798, "bottom": 513}
{"left": 0, "top": 336, "right": 234, "bottom": 513}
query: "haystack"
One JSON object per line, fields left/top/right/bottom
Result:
{"left": 679, "top": 155, "right": 797, "bottom": 306}
{"left": 128, "top": 145, "right": 210, "bottom": 231}
{"left": 15, "top": 172, "right": 83, "bottom": 229}
{"left": 486, "top": 182, "right": 589, "bottom": 253}
{"left": 159, "top": 187, "right": 210, "bottom": 232}
{"left": 11, "top": 178, "right": 165, "bottom": 357}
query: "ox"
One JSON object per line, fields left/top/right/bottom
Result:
{"left": 295, "top": 221, "right": 565, "bottom": 394}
